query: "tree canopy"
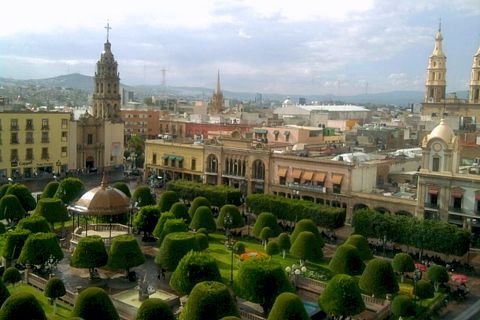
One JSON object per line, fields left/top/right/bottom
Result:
{"left": 359, "top": 258, "right": 399, "bottom": 297}
{"left": 54, "top": 178, "right": 85, "bottom": 205}
{"left": 71, "top": 287, "right": 119, "bottom": 320}
{"left": 318, "top": 274, "right": 365, "bottom": 318}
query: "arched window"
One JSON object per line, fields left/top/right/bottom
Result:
{"left": 207, "top": 154, "right": 218, "bottom": 173}
{"left": 252, "top": 159, "right": 265, "bottom": 180}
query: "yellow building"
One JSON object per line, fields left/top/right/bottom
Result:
{"left": 144, "top": 140, "right": 204, "bottom": 183}
{"left": 0, "top": 112, "right": 73, "bottom": 179}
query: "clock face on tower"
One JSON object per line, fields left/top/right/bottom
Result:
{"left": 432, "top": 143, "right": 442, "bottom": 152}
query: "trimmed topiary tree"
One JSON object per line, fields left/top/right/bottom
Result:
{"left": 0, "top": 292, "right": 46, "bottom": 320}
{"left": 40, "top": 181, "right": 60, "bottom": 199}
{"left": 158, "top": 219, "right": 188, "bottom": 245}
{"left": 2, "top": 229, "right": 31, "bottom": 266}
{"left": 290, "top": 219, "right": 321, "bottom": 244}
{"left": 0, "top": 280, "right": 10, "bottom": 309}
{"left": 290, "top": 231, "right": 323, "bottom": 265}
{"left": 392, "top": 253, "right": 415, "bottom": 283}
{"left": 153, "top": 212, "right": 175, "bottom": 238}
{"left": 194, "top": 233, "right": 209, "bottom": 251}
{"left": 17, "top": 232, "right": 64, "bottom": 271}
{"left": 359, "top": 258, "right": 399, "bottom": 297}
{"left": 266, "top": 241, "right": 280, "bottom": 256}
{"left": 414, "top": 279, "right": 435, "bottom": 300}
{"left": 70, "top": 235, "right": 108, "bottom": 280}
{"left": 267, "top": 292, "right": 309, "bottom": 320}
{"left": 188, "top": 197, "right": 211, "bottom": 218}
{"left": 136, "top": 298, "right": 175, "bottom": 320}
{"left": 134, "top": 205, "right": 161, "bottom": 240}
{"left": 34, "top": 198, "right": 68, "bottom": 231}
{"left": 180, "top": 281, "right": 240, "bottom": 320}
{"left": 170, "top": 251, "right": 222, "bottom": 295}
{"left": 158, "top": 191, "right": 179, "bottom": 213}
{"left": 277, "top": 233, "right": 291, "bottom": 259}
{"left": 252, "top": 212, "right": 281, "bottom": 238}
{"left": 233, "top": 242, "right": 245, "bottom": 255}
{"left": 107, "top": 235, "right": 145, "bottom": 277}
{"left": 391, "top": 295, "right": 415, "bottom": 319}
{"left": 345, "top": 234, "right": 373, "bottom": 260}
{"left": 0, "top": 195, "right": 27, "bottom": 224}
{"left": 2, "top": 267, "right": 21, "bottom": 287}
{"left": 170, "top": 202, "right": 190, "bottom": 223}
{"left": 113, "top": 182, "right": 131, "bottom": 198}
{"left": 0, "top": 185, "right": 9, "bottom": 201}
{"left": 328, "top": 244, "right": 365, "bottom": 276}
{"left": 16, "top": 215, "right": 50, "bottom": 233}
{"left": 5, "top": 183, "right": 36, "bottom": 212}
{"left": 260, "top": 227, "right": 273, "bottom": 250}
{"left": 427, "top": 264, "right": 449, "bottom": 292}
{"left": 44, "top": 277, "right": 66, "bottom": 315}
{"left": 216, "top": 205, "right": 245, "bottom": 229}
{"left": 132, "top": 186, "right": 156, "bottom": 207}
{"left": 190, "top": 206, "right": 216, "bottom": 232}
{"left": 318, "top": 274, "right": 365, "bottom": 319}
{"left": 235, "top": 258, "right": 293, "bottom": 315}
{"left": 54, "top": 178, "right": 85, "bottom": 205}
{"left": 156, "top": 232, "right": 196, "bottom": 271}
{"left": 71, "top": 287, "right": 119, "bottom": 320}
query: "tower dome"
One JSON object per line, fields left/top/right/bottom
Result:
{"left": 427, "top": 119, "right": 454, "bottom": 144}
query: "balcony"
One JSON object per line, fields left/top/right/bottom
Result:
{"left": 287, "top": 182, "right": 326, "bottom": 193}
{"left": 25, "top": 125, "right": 34, "bottom": 130}
{"left": 10, "top": 126, "right": 18, "bottom": 131}
{"left": 10, "top": 139, "right": 19, "bottom": 145}
{"left": 424, "top": 203, "right": 439, "bottom": 210}
{"left": 41, "top": 125, "right": 50, "bottom": 130}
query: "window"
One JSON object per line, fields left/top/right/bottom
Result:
{"left": 171, "top": 159, "right": 176, "bottom": 168}
{"left": 41, "top": 148, "right": 49, "bottom": 159}
{"left": 191, "top": 158, "right": 196, "bottom": 170}
{"left": 432, "top": 157, "right": 440, "bottom": 172}
{"left": 61, "top": 147, "right": 67, "bottom": 157}
{"left": 178, "top": 159, "right": 183, "bottom": 169}
{"left": 163, "top": 157, "right": 168, "bottom": 166}
{"left": 87, "top": 134, "right": 93, "bottom": 144}
{"left": 10, "top": 149, "right": 18, "bottom": 161}
{"left": 430, "top": 194, "right": 438, "bottom": 206}
{"left": 152, "top": 153, "right": 157, "bottom": 165}
{"left": 279, "top": 176, "right": 286, "bottom": 185}
{"left": 10, "top": 119, "right": 18, "bottom": 131}
{"left": 41, "top": 119, "right": 49, "bottom": 130}
{"left": 41, "top": 131, "right": 49, "bottom": 143}
{"left": 26, "top": 119, "right": 34, "bottom": 130}
{"left": 26, "top": 148, "right": 33, "bottom": 160}
{"left": 26, "top": 132, "right": 34, "bottom": 144}
{"left": 61, "top": 131, "right": 68, "bottom": 142}
{"left": 61, "top": 119, "right": 68, "bottom": 129}
{"left": 10, "top": 132, "right": 18, "bottom": 144}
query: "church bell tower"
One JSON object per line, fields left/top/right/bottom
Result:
{"left": 425, "top": 22, "right": 447, "bottom": 103}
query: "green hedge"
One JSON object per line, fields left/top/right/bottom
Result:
{"left": 71, "top": 287, "right": 119, "bottom": 320}
{"left": 168, "top": 180, "right": 242, "bottom": 207}
{"left": 247, "top": 194, "right": 345, "bottom": 230}
{"left": 70, "top": 235, "right": 108, "bottom": 271}
{"left": 2, "top": 229, "right": 31, "bottom": 261}
{"left": 107, "top": 235, "right": 145, "bottom": 274}
{"left": 267, "top": 292, "right": 309, "bottom": 320}
{"left": 352, "top": 208, "right": 471, "bottom": 256}
{"left": 17, "top": 232, "right": 64, "bottom": 269}
{"left": 136, "top": 298, "right": 175, "bottom": 320}
{"left": 0, "top": 292, "right": 46, "bottom": 320}
{"left": 156, "top": 232, "right": 196, "bottom": 271}
{"left": 16, "top": 216, "right": 51, "bottom": 234}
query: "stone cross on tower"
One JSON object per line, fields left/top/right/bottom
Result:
{"left": 105, "top": 22, "right": 112, "bottom": 42}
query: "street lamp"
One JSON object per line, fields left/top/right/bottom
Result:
{"left": 224, "top": 213, "right": 235, "bottom": 285}
{"left": 56, "top": 160, "right": 62, "bottom": 176}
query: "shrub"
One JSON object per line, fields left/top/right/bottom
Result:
{"left": 45, "top": 277, "right": 66, "bottom": 315}
{"left": 216, "top": 205, "right": 245, "bottom": 229}
{"left": 0, "top": 224, "right": 5, "bottom": 235}
{"left": 5, "top": 184, "right": 36, "bottom": 212}
{"left": 170, "top": 202, "right": 190, "bottom": 223}
{"left": 2, "top": 229, "right": 31, "bottom": 262}
{"left": 156, "top": 232, "right": 196, "bottom": 271}
{"left": 0, "top": 195, "right": 26, "bottom": 223}
{"left": 180, "top": 281, "right": 240, "bottom": 320}
{"left": 0, "top": 185, "right": 9, "bottom": 200}
{"left": 290, "top": 231, "right": 323, "bottom": 264}
{"left": 132, "top": 186, "right": 156, "bottom": 207}
{"left": 17, "top": 232, "right": 64, "bottom": 270}
{"left": 190, "top": 206, "right": 216, "bottom": 232}
{"left": 71, "top": 287, "right": 119, "bottom": 320}
{"left": 113, "top": 182, "right": 131, "bottom": 198}
{"left": 268, "top": 292, "right": 310, "bottom": 320}
{"left": 158, "top": 219, "right": 188, "bottom": 245}
{"left": 34, "top": 198, "right": 68, "bottom": 230}
{"left": 266, "top": 241, "right": 280, "bottom": 256}
{"left": 318, "top": 274, "right": 365, "bottom": 318}
{"left": 134, "top": 205, "right": 161, "bottom": 239}
{"left": 328, "top": 244, "right": 365, "bottom": 276}
{"left": 0, "top": 280, "right": 9, "bottom": 308}
{"left": 427, "top": 264, "right": 449, "bottom": 291}
{"left": 392, "top": 253, "right": 415, "bottom": 282}
{"left": 2, "top": 267, "right": 21, "bottom": 286}
{"left": 290, "top": 219, "right": 321, "bottom": 244}
{"left": 233, "top": 242, "right": 245, "bottom": 254}
{"left": 54, "top": 178, "right": 85, "bottom": 205}
{"left": 16, "top": 215, "right": 50, "bottom": 233}
{"left": 40, "top": 181, "right": 60, "bottom": 199}
{"left": 260, "top": 227, "right": 273, "bottom": 249}
{"left": 359, "top": 258, "right": 399, "bottom": 297}
{"left": 158, "top": 191, "right": 179, "bottom": 213}
{"left": 391, "top": 295, "right": 415, "bottom": 318}
{"left": 414, "top": 279, "right": 435, "bottom": 300}
{"left": 136, "top": 298, "right": 175, "bottom": 320}
{"left": 107, "top": 235, "right": 145, "bottom": 276}
{"left": 168, "top": 180, "right": 241, "bottom": 207}
{"left": 0, "top": 292, "right": 46, "bottom": 320}
{"left": 277, "top": 233, "right": 291, "bottom": 259}
{"left": 70, "top": 235, "right": 108, "bottom": 278}
{"left": 344, "top": 234, "right": 373, "bottom": 260}
{"left": 152, "top": 212, "right": 175, "bottom": 238}
{"left": 188, "top": 197, "right": 211, "bottom": 218}
{"left": 194, "top": 233, "right": 209, "bottom": 251}
{"left": 235, "top": 258, "right": 293, "bottom": 314}
{"left": 252, "top": 212, "right": 281, "bottom": 238}
{"left": 170, "top": 251, "right": 222, "bottom": 295}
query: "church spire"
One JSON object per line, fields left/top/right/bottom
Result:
{"left": 210, "top": 70, "right": 224, "bottom": 114}
{"left": 424, "top": 21, "right": 447, "bottom": 103}
{"left": 215, "top": 69, "right": 221, "bottom": 94}
{"left": 469, "top": 39, "right": 480, "bottom": 103}
{"left": 432, "top": 19, "right": 445, "bottom": 57}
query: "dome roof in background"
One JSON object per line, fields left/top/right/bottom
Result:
{"left": 428, "top": 119, "right": 454, "bottom": 144}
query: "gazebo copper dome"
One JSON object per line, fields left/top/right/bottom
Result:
{"left": 71, "top": 174, "right": 130, "bottom": 215}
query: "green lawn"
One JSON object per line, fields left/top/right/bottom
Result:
{"left": 8, "top": 284, "right": 73, "bottom": 319}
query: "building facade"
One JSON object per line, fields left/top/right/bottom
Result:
{"left": 121, "top": 109, "right": 162, "bottom": 140}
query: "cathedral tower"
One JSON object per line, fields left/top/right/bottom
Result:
{"left": 425, "top": 23, "right": 447, "bottom": 103}
{"left": 469, "top": 44, "right": 480, "bottom": 103}
{"left": 210, "top": 70, "right": 224, "bottom": 114}
{"left": 92, "top": 23, "right": 121, "bottom": 121}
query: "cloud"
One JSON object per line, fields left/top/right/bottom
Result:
{"left": 237, "top": 29, "right": 252, "bottom": 39}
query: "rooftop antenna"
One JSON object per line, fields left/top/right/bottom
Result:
{"left": 438, "top": 18, "right": 442, "bottom": 32}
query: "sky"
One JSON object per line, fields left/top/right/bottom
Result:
{"left": 0, "top": 0, "right": 479, "bottom": 95}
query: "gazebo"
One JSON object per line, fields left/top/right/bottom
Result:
{"left": 69, "top": 174, "right": 135, "bottom": 248}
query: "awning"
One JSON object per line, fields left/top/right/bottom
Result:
{"left": 428, "top": 187, "right": 438, "bottom": 195}
{"left": 254, "top": 129, "right": 267, "bottom": 134}
{"left": 331, "top": 174, "right": 343, "bottom": 185}
{"left": 451, "top": 189, "right": 464, "bottom": 198}
{"left": 162, "top": 155, "right": 169, "bottom": 160}
{"left": 168, "top": 155, "right": 176, "bottom": 160}
{"left": 278, "top": 167, "right": 288, "bottom": 177}
{"left": 313, "top": 172, "right": 326, "bottom": 183}
{"left": 176, "top": 156, "right": 184, "bottom": 161}
{"left": 292, "top": 169, "right": 303, "bottom": 179}
{"left": 303, "top": 171, "right": 314, "bottom": 181}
